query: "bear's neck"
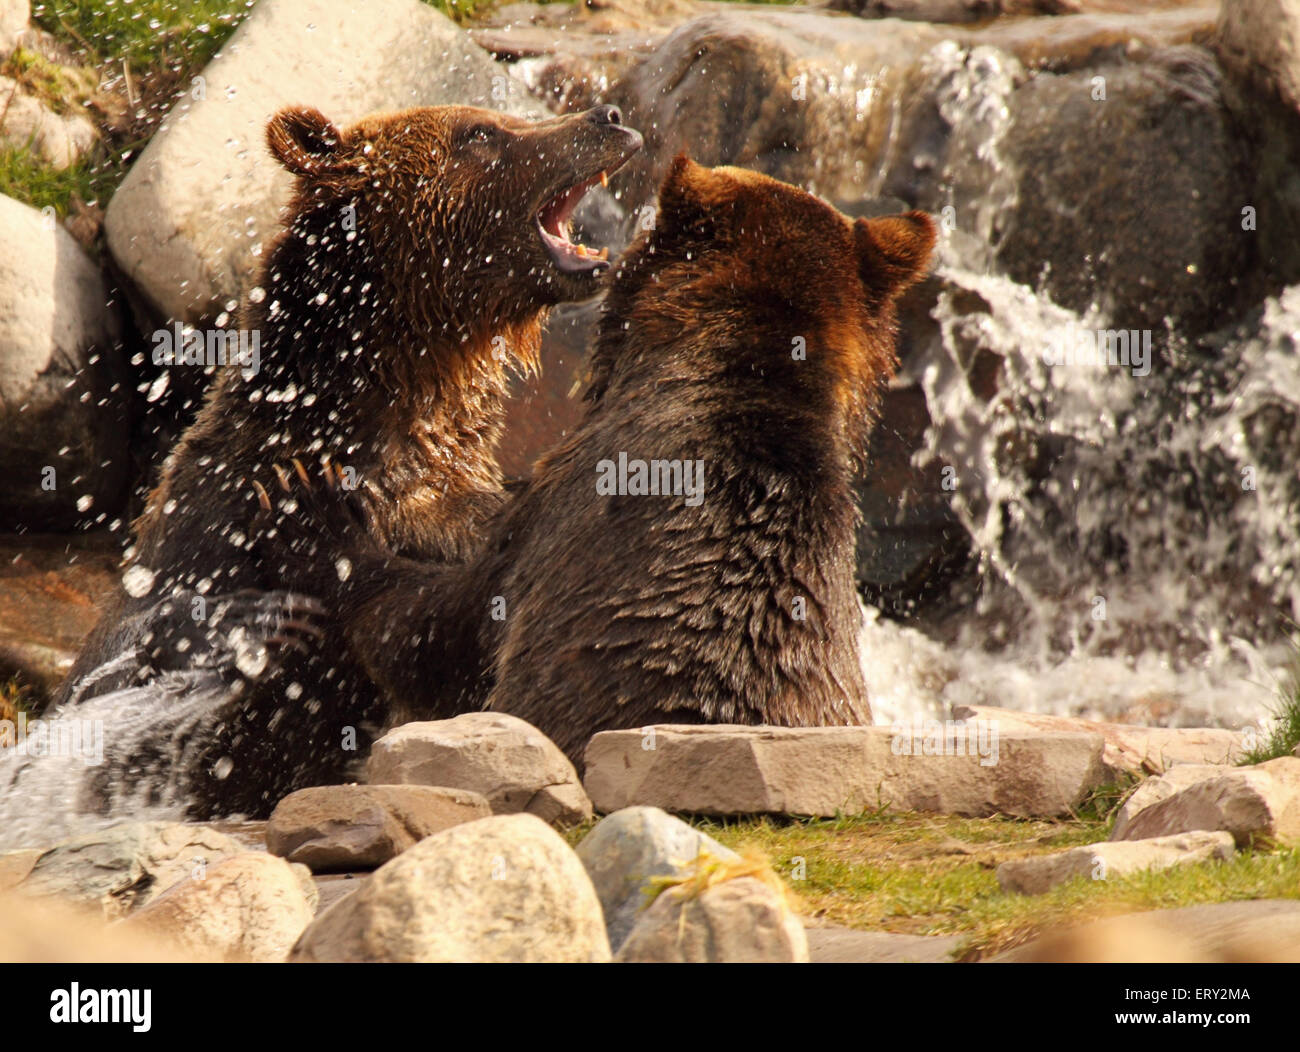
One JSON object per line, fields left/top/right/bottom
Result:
{"left": 225, "top": 234, "right": 544, "bottom": 556}
{"left": 589, "top": 275, "right": 868, "bottom": 516}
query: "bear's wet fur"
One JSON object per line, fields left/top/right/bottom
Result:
{"left": 54, "top": 103, "right": 641, "bottom": 817}
{"left": 331, "top": 156, "right": 936, "bottom": 767}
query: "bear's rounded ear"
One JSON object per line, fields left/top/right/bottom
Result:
{"left": 656, "top": 152, "right": 712, "bottom": 228}
{"left": 854, "top": 211, "right": 937, "bottom": 303}
{"left": 266, "top": 106, "right": 346, "bottom": 176}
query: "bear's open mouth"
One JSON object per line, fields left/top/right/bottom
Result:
{"left": 535, "top": 170, "right": 614, "bottom": 273}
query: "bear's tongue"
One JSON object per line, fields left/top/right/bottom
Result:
{"left": 537, "top": 172, "right": 610, "bottom": 273}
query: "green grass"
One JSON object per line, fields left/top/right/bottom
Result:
{"left": 568, "top": 806, "right": 1300, "bottom": 960}
{"left": 1, "top": 2, "right": 253, "bottom": 218}
{"left": 1243, "top": 645, "right": 1300, "bottom": 763}
{"left": 0, "top": 144, "right": 108, "bottom": 216}
{"left": 32, "top": 0, "right": 249, "bottom": 66}
{"left": 1, "top": 46, "right": 99, "bottom": 114}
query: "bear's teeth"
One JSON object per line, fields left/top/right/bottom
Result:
{"left": 599, "top": 170, "right": 608, "bottom": 189}
{"left": 576, "top": 244, "right": 589, "bottom": 258}
{"left": 596, "top": 246, "right": 609, "bottom": 260}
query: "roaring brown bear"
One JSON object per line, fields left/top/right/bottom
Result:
{"left": 34, "top": 103, "right": 642, "bottom": 819}
{"left": 286, "top": 156, "right": 936, "bottom": 768}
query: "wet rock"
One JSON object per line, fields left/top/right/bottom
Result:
{"left": 987, "top": 46, "right": 1249, "bottom": 336}
{"left": 0, "top": 533, "right": 119, "bottom": 702}
{"left": 996, "top": 830, "right": 1235, "bottom": 895}
{"left": 266, "top": 784, "right": 492, "bottom": 872}
{"left": 995, "top": 899, "right": 1300, "bottom": 962}
{"left": 951, "top": 704, "right": 1245, "bottom": 779}
{"left": 366, "top": 713, "right": 592, "bottom": 827}
{"left": 1110, "top": 756, "right": 1300, "bottom": 846}
{"left": 14, "top": 821, "right": 248, "bottom": 920}
{"left": 829, "top": 0, "right": 1083, "bottom": 20}
{"left": 122, "top": 853, "right": 317, "bottom": 962}
{"left": 607, "top": 11, "right": 947, "bottom": 209}
{"left": 468, "top": 0, "right": 686, "bottom": 114}
{"left": 603, "top": 10, "right": 1235, "bottom": 334}
{"left": 0, "top": 193, "right": 128, "bottom": 531}
{"left": 584, "top": 724, "right": 1107, "bottom": 818}
{"left": 574, "top": 805, "right": 739, "bottom": 951}
{"left": 615, "top": 873, "right": 808, "bottom": 963}
{"left": 1217, "top": 0, "right": 1300, "bottom": 111}
{"left": 1110, "top": 764, "right": 1229, "bottom": 839}
{"left": 290, "top": 813, "right": 610, "bottom": 963}
{"left": 103, "top": 0, "right": 544, "bottom": 324}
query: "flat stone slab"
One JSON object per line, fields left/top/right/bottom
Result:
{"left": 994, "top": 899, "right": 1300, "bottom": 962}
{"left": 951, "top": 704, "right": 1244, "bottom": 777}
{"left": 806, "top": 926, "right": 963, "bottom": 963}
{"left": 997, "top": 831, "right": 1235, "bottom": 895}
{"left": 583, "top": 724, "right": 1106, "bottom": 818}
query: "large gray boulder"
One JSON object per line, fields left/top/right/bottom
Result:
{"left": 615, "top": 874, "right": 809, "bottom": 963}
{"left": 0, "top": 193, "right": 128, "bottom": 530}
{"left": 575, "top": 806, "right": 739, "bottom": 951}
{"left": 290, "top": 814, "right": 610, "bottom": 963}
{"left": 104, "top": 0, "right": 543, "bottom": 323}
{"left": 366, "top": 713, "right": 592, "bottom": 827}
{"left": 121, "top": 853, "right": 318, "bottom": 962}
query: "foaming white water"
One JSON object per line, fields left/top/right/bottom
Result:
{"left": 0, "top": 672, "right": 234, "bottom": 851}
{"left": 858, "top": 267, "right": 1300, "bottom": 737}
{"left": 860, "top": 602, "right": 1279, "bottom": 733}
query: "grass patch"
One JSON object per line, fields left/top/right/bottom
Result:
{"left": 569, "top": 806, "right": 1300, "bottom": 960}
{"left": 0, "top": 143, "right": 110, "bottom": 215}
{"left": 1243, "top": 644, "right": 1300, "bottom": 763}
{"left": 1, "top": 46, "right": 99, "bottom": 114}
{"left": 32, "top": 0, "right": 249, "bottom": 66}
{"left": 1, "top": 2, "right": 252, "bottom": 218}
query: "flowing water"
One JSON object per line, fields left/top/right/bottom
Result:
{"left": 860, "top": 266, "right": 1299, "bottom": 734}
{"left": 850, "top": 30, "right": 1295, "bottom": 734}
{"left": 2, "top": 8, "right": 1293, "bottom": 849}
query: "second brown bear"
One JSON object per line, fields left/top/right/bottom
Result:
{"left": 314, "top": 156, "right": 936, "bottom": 768}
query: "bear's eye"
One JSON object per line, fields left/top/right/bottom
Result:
{"left": 468, "top": 125, "right": 497, "bottom": 144}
